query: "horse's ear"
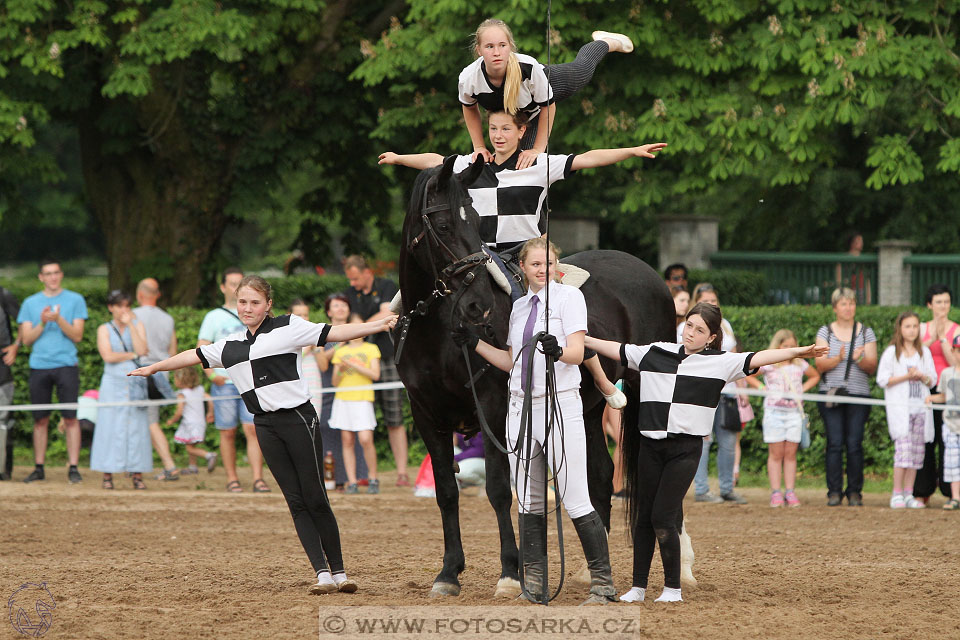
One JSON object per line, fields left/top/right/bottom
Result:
{"left": 459, "top": 155, "right": 485, "bottom": 187}
{"left": 437, "top": 154, "right": 458, "bottom": 190}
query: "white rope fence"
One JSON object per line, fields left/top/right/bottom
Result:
{"left": 1, "top": 383, "right": 958, "bottom": 412}
{"left": 0, "top": 381, "right": 407, "bottom": 412}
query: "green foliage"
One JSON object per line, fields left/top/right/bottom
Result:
{"left": 0, "top": 0, "right": 396, "bottom": 304}
{"left": 354, "top": 0, "right": 960, "bottom": 259}
{"left": 687, "top": 269, "right": 767, "bottom": 307}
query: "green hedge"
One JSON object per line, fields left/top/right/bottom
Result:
{"left": 724, "top": 304, "right": 959, "bottom": 479}
{"left": 0, "top": 274, "right": 350, "bottom": 312}
{"left": 687, "top": 269, "right": 767, "bottom": 307}
{"left": 6, "top": 300, "right": 954, "bottom": 478}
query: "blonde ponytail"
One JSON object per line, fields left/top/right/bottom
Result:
{"left": 503, "top": 52, "right": 521, "bottom": 115}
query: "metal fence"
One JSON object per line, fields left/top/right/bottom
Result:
{"left": 709, "top": 252, "right": 878, "bottom": 305}
{"left": 906, "top": 255, "right": 960, "bottom": 305}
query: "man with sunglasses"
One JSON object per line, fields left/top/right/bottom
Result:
{"left": 664, "top": 264, "right": 688, "bottom": 291}
{"left": 17, "top": 259, "right": 88, "bottom": 483}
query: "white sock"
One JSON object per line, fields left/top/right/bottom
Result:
{"left": 619, "top": 586, "right": 645, "bottom": 602}
{"left": 316, "top": 571, "right": 335, "bottom": 586}
{"left": 332, "top": 572, "right": 349, "bottom": 586}
{"left": 655, "top": 587, "right": 682, "bottom": 602}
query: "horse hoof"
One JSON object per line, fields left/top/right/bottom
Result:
{"left": 570, "top": 564, "right": 592, "bottom": 587}
{"left": 429, "top": 582, "right": 461, "bottom": 598}
{"left": 494, "top": 577, "right": 521, "bottom": 598}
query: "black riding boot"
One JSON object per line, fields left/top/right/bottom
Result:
{"left": 518, "top": 513, "right": 547, "bottom": 603}
{"left": 572, "top": 511, "right": 616, "bottom": 605}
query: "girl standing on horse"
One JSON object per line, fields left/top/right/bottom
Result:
{"left": 461, "top": 18, "right": 633, "bottom": 169}
{"left": 378, "top": 109, "right": 665, "bottom": 407}
{"left": 451, "top": 237, "right": 616, "bottom": 605}
{"left": 585, "top": 303, "right": 826, "bottom": 603}
{"left": 129, "top": 276, "right": 397, "bottom": 595}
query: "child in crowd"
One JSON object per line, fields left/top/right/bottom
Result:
{"left": 747, "top": 330, "right": 820, "bottom": 507}
{"left": 167, "top": 367, "right": 217, "bottom": 474}
{"left": 330, "top": 313, "right": 381, "bottom": 495}
{"left": 926, "top": 334, "right": 960, "bottom": 510}
{"left": 877, "top": 312, "right": 936, "bottom": 509}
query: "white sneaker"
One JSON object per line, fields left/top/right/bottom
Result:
{"left": 905, "top": 496, "right": 926, "bottom": 509}
{"left": 619, "top": 587, "right": 645, "bottom": 602}
{"left": 591, "top": 30, "right": 634, "bottom": 53}
{"left": 655, "top": 587, "right": 682, "bottom": 602}
{"left": 890, "top": 494, "right": 906, "bottom": 509}
{"left": 333, "top": 572, "right": 358, "bottom": 593}
{"left": 311, "top": 571, "right": 337, "bottom": 594}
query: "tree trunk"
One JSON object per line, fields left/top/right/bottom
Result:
{"left": 77, "top": 90, "right": 236, "bottom": 306}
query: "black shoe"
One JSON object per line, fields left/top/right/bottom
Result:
{"left": 23, "top": 469, "right": 45, "bottom": 483}
{"left": 68, "top": 468, "right": 83, "bottom": 484}
{"left": 827, "top": 492, "right": 843, "bottom": 506}
{"left": 847, "top": 492, "right": 863, "bottom": 507}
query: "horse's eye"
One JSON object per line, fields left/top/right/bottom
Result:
{"left": 437, "top": 223, "right": 450, "bottom": 233}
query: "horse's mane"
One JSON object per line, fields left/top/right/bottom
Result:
{"left": 401, "top": 158, "right": 476, "bottom": 255}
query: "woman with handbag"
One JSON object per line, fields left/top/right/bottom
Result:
{"left": 814, "top": 287, "right": 878, "bottom": 506}
{"left": 90, "top": 290, "right": 152, "bottom": 490}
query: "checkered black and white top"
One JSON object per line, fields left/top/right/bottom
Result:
{"left": 458, "top": 54, "right": 554, "bottom": 117}
{"left": 620, "top": 342, "right": 757, "bottom": 439}
{"left": 453, "top": 152, "right": 575, "bottom": 251}
{"left": 196, "top": 314, "right": 331, "bottom": 415}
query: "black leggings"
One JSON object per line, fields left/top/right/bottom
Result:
{"left": 255, "top": 403, "right": 343, "bottom": 575}
{"left": 631, "top": 435, "right": 702, "bottom": 589}
{"left": 520, "top": 41, "right": 610, "bottom": 150}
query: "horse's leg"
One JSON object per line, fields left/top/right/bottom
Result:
{"left": 583, "top": 400, "right": 614, "bottom": 530}
{"left": 483, "top": 428, "right": 521, "bottom": 598}
{"left": 679, "top": 515, "right": 697, "bottom": 587}
{"left": 414, "top": 403, "right": 464, "bottom": 597}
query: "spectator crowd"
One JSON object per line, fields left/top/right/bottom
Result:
{"left": 1, "top": 257, "right": 958, "bottom": 511}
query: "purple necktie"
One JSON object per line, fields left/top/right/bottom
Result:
{"left": 520, "top": 296, "right": 540, "bottom": 384}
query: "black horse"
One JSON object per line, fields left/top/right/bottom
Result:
{"left": 395, "top": 155, "right": 676, "bottom": 598}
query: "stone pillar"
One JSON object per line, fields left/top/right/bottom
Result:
{"left": 658, "top": 215, "right": 719, "bottom": 271}
{"left": 548, "top": 217, "right": 599, "bottom": 253}
{"left": 876, "top": 240, "right": 914, "bottom": 306}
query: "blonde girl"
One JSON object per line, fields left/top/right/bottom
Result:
{"left": 460, "top": 19, "right": 633, "bottom": 169}
{"left": 877, "top": 311, "right": 936, "bottom": 509}
{"left": 168, "top": 367, "right": 217, "bottom": 473}
{"left": 748, "top": 330, "right": 820, "bottom": 507}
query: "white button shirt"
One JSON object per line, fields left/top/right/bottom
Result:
{"left": 506, "top": 281, "right": 587, "bottom": 396}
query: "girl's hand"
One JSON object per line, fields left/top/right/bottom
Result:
{"left": 378, "top": 151, "right": 400, "bottom": 165}
{"left": 635, "top": 142, "right": 668, "bottom": 158}
{"left": 472, "top": 148, "right": 493, "bottom": 164}
{"left": 381, "top": 314, "right": 398, "bottom": 331}
{"left": 205, "top": 412, "right": 215, "bottom": 424}
{"left": 796, "top": 344, "right": 828, "bottom": 359}
{"left": 516, "top": 148, "right": 542, "bottom": 170}
{"left": 128, "top": 364, "right": 157, "bottom": 377}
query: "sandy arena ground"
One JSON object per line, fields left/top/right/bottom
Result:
{"left": 2, "top": 465, "right": 960, "bottom": 639}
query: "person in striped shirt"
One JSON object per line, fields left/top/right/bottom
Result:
{"left": 585, "top": 303, "right": 825, "bottom": 603}
{"left": 129, "top": 276, "right": 397, "bottom": 595}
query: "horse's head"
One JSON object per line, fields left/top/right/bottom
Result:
{"left": 401, "top": 155, "right": 499, "bottom": 327}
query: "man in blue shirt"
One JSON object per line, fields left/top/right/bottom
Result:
{"left": 17, "top": 260, "right": 88, "bottom": 484}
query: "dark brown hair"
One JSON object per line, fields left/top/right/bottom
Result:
{"left": 686, "top": 302, "right": 723, "bottom": 351}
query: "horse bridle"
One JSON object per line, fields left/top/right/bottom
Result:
{"left": 395, "top": 179, "right": 491, "bottom": 363}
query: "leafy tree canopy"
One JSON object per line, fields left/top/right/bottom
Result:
{"left": 356, "top": 0, "right": 960, "bottom": 256}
